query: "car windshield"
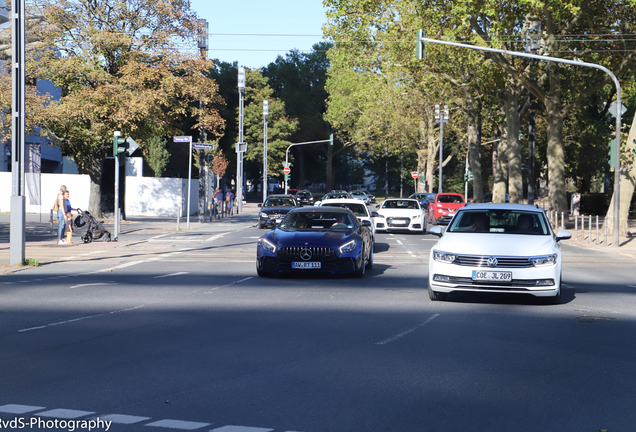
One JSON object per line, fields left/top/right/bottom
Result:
{"left": 324, "top": 193, "right": 349, "bottom": 200}
{"left": 322, "top": 203, "right": 368, "bottom": 217}
{"left": 280, "top": 211, "right": 356, "bottom": 230}
{"left": 351, "top": 191, "right": 365, "bottom": 196}
{"left": 448, "top": 210, "right": 549, "bottom": 235}
{"left": 381, "top": 200, "right": 420, "bottom": 209}
{"left": 296, "top": 192, "right": 311, "bottom": 197}
{"left": 263, "top": 197, "right": 296, "bottom": 207}
{"left": 437, "top": 194, "right": 464, "bottom": 204}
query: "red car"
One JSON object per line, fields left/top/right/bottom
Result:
{"left": 428, "top": 193, "right": 465, "bottom": 225}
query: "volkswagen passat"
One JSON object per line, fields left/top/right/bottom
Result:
{"left": 256, "top": 207, "right": 373, "bottom": 277}
{"left": 428, "top": 203, "right": 571, "bottom": 304}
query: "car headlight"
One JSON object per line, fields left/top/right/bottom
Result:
{"left": 529, "top": 254, "right": 557, "bottom": 266}
{"left": 433, "top": 250, "right": 457, "bottom": 263}
{"left": 260, "top": 239, "right": 276, "bottom": 253}
{"left": 411, "top": 214, "right": 421, "bottom": 219}
{"left": 339, "top": 239, "right": 357, "bottom": 253}
{"left": 259, "top": 212, "right": 269, "bottom": 218}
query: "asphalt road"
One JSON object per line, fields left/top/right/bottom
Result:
{"left": 1, "top": 219, "right": 636, "bottom": 432}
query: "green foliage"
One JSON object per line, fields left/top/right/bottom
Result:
{"left": 144, "top": 135, "right": 170, "bottom": 177}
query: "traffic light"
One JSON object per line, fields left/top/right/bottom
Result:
{"left": 416, "top": 29, "right": 425, "bottom": 60}
{"left": 284, "top": 174, "right": 290, "bottom": 181}
{"left": 114, "top": 132, "right": 128, "bottom": 157}
{"left": 468, "top": 171, "right": 473, "bottom": 181}
{"left": 608, "top": 139, "right": 617, "bottom": 168}
{"left": 329, "top": 134, "right": 334, "bottom": 146}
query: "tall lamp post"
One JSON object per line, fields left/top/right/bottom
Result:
{"left": 263, "top": 100, "right": 268, "bottom": 203}
{"left": 435, "top": 104, "right": 449, "bottom": 193}
{"left": 237, "top": 66, "right": 246, "bottom": 214}
{"left": 526, "top": 20, "right": 540, "bottom": 205}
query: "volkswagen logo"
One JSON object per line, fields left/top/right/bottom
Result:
{"left": 487, "top": 257, "right": 498, "bottom": 267}
{"left": 300, "top": 247, "right": 313, "bottom": 261}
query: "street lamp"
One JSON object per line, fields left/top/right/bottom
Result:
{"left": 526, "top": 20, "right": 541, "bottom": 205}
{"left": 237, "top": 66, "right": 246, "bottom": 213}
{"left": 263, "top": 100, "right": 268, "bottom": 203}
{"left": 435, "top": 104, "right": 449, "bottom": 193}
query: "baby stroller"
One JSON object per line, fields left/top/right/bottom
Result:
{"left": 74, "top": 208, "right": 112, "bottom": 243}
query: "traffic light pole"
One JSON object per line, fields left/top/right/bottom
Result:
{"left": 418, "top": 33, "right": 622, "bottom": 247}
{"left": 284, "top": 136, "right": 333, "bottom": 194}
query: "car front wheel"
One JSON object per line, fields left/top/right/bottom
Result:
{"left": 354, "top": 248, "right": 366, "bottom": 278}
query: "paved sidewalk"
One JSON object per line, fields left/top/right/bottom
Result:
{"left": 561, "top": 219, "right": 636, "bottom": 257}
{"left": 0, "top": 202, "right": 260, "bottom": 272}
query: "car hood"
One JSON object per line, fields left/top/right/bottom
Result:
{"left": 378, "top": 208, "right": 423, "bottom": 217}
{"left": 435, "top": 233, "right": 555, "bottom": 256}
{"left": 260, "top": 207, "right": 295, "bottom": 214}
{"left": 267, "top": 229, "right": 356, "bottom": 247}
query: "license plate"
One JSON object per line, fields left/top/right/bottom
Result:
{"left": 391, "top": 220, "right": 407, "bottom": 225}
{"left": 472, "top": 270, "right": 512, "bottom": 281}
{"left": 292, "top": 262, "right": 321, "bottom": 269}
{"left": 275, "top": 219, "right": 282, "bottom": 224}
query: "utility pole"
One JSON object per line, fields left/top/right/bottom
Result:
{"left": 263, "top": 100, "right": 268, "bottom": 203}
{"left": 435, "top": 104, "right": 449, "bottom": 193}
{"left": 197, "top": 18, "right": 208, "bottom": 222}
{"left": 10, "top": 0, "right": 26, "bottom": 265}
{"left": 237, "top": 67, "right": 246, "bottom": 213}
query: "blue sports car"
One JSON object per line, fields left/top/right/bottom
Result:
{"left": 256, "top": 207, "right": 374, "bottom": 277}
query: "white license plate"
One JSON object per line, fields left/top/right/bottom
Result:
{"left": 275, "top": 219, "right": 282, "bottom": 224}
{"left": 391, "top": 220, "right": 407, "bottom": 225}
{"left": 472, "top": 270, "right": 512, "bottom": 281}
{"left": 292, "top": 262, "right": 321, "bottom": 269}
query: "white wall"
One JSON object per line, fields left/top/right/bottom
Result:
{"left": 1, "top": 172, "right": 197, "bottom": 217}
{"left": 0, "top": 172, "right": 91, "bottom": 213}
{"left": 125, "top": 177, "right": 198, "bottom": 217}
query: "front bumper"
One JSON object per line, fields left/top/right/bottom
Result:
{"left": 376, "top": 217, "right": 424, "bottom": 232}
{"left": 257, "top": 246, "right": 363, "bottom": 274}
{"left": 428, "top": 260, "right": 560, "bottom": 297}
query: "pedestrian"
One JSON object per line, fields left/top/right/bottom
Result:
{"left": 64, "top": 190, "right": 77, "bottom": 245}
{"left": 225, "top": 189, "right": 235, "bottom": 215}
{"left": 53, "top": 185, "right": 68, "bottom": 244}
{"left": 215, "top": 187, "right": 223, "bottom": 218}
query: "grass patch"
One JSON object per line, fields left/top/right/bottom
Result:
{"left": 24, "top": 258, "right": 39, "bottom": 267}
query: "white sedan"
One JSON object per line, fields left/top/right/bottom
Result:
{"left": 374, "top": 199, "right": 426, "bottom": 233}
{"left": 428, "top": 203, "right": 571, "bottom": 304}
{"left": 319, "top": 198, "right": 377, "bottom": 244}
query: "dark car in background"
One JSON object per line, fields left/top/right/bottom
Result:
{"left": 258, "top": 195, "right": 298, "bottom": 229}
{"left": 256, "top": 207, "right": 374, "bottom": 277}
{"left": 316, "top": 192, "right": 352, "bottom": 204}
{"left": 295, "top": 190, "right": 315, "bottom": 206}
{"left": 409, "top": 192, "right": 437, "bottom": 211}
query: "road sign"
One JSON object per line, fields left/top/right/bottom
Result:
{"left": 126, "top": 137, "right": 139, "bottom": 155}
{"left": 283, "top": 167, "right": 291, "bottom": 174}
{"left": 236, "top": 142, "right": 247, "bottom": 153}
{"left": 193, "top": 143, "right": 215, "bottom": 150}
{"left": 609, "top": 101, "right": 627, "bottom": 119}
{"left": 174, "top": 136, "right": 191, "bottom": 142}
{"left": 411, "top": 171, "right": 418, "bottom": 179}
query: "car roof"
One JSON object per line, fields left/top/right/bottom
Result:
{"left": 385, "top": 198, "right": 418, "bottom": 202}
{"left": 291, "top": 206, "right": 350, "bottom": 213}
{"left": 320, "top": 199, "right": 367, "bottom": 204}
{"left": 266, "top": 194, "right": 295, "bottom": 198}
{"left": 460, "top": 203, "right": 545, "bottom": 213}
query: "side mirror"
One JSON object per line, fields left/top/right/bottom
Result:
{"left": 429, "top": 226, "right": 443, "bottom": 238}
{"left": 556, "top": 230, "right": 572, "bottom": 242}
{"left": 375, "top": 204, "right": 380, "bottom": 209}
{"left": 361, "top": 220, "right": 372, "bottom": 227}
{"left": 257, "top": 203, "right": 262, "bottom": 207}
{"left": 371, "top": 212, "right": 379, "bottom": 218}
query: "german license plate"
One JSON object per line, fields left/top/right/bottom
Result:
{"left": 275, "top": 219, "right": 282, "bottom": 224}
{"left": 391, "top": 220, "right": 407, "bottom": 225}
{"left": 472, "top": 270, "right": 512, "bottom": 281}
{"left": 292, "top": 262, "right": 321, "bottom": 269}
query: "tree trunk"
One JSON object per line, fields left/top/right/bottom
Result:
{"left": 87, "top": 159, "right": 104, "bottom": 218}
{"left": 463, "top": 92, "right": 483, "bottom": 202}
{"left": 545, "top": 98, "right": 567, "bottom": 212}
{"left": 504, "top": 81, "right": 523, "bottom": 203}
{"left": 493, "top": 128, "right": 508, "bottom": 202}
{"left": 605, "top": 112, "right": 636, "bottom": 236}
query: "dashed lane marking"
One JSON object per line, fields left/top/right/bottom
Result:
{"left": 145, "top": 419, "right": 211, "bottom": 430}
{"left": 36, "top": 409, "right": 95, "bottom": 419}
{"left": 206, "top": 232, "right": 230, "bottom": 242}
{"left": 70, "top": 282, "right": 117, "bottom": 289}
{"left": 0, "top": 404, "right": 45, "bottom": 414}
{"left": 17, "top": 305, "right": 146, "bottom": 333}
{"left": 211, "top": 427, "right": 273, "bottom": 432}
{"left": 154, "top": 272, "right": 190, "bottom": 279}
{"left": 205, "top": 277, "right": 253, "bottom": 293}
{"left": 98, "top": 414, "right": 151, "bottom": 424}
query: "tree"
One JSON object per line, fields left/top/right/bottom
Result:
{"left": 31, "top": 0, "right": 224, "bottom": 217}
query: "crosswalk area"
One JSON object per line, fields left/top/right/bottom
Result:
{"left": 0, "top": 404, "right": 301, "bottom": 432}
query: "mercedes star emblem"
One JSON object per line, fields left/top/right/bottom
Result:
{"left": 300, "top": 247, "right": 313, "bottom": 261}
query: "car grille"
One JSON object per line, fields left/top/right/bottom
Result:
{"left": 387, "top": 217, "right": 411, "bottom": 227}
{"left": 277, "top": 247, "right": 336, "bottom": 261}
{"left": 453, "top": 255, "right": 533, "bottom": 268}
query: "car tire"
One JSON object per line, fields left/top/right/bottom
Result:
{"left": 256, "top": 267, "right": 269, "bottom": 277}
{"left": 366, "top": 246, "right": 374, "bottom": 270}
{"left": 354, "top": 248, "right": 366, "bottom": 278}
{"left": 428, "top": 286, "right": 446, "bottom": 301}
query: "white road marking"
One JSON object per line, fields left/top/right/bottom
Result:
{"left": 376, "top": 314, "right": 440, "bottom": 345}
{"left": 70, "top": 282, "right": 117, "bottom": 289}
{"left": 205, "top": 277, "right": 253, "bottom": 292}
{"left": 206, "top": 232, "right": 229, "bottom": 242}
{"left": 98, "top": 414, "right": 151, "bottom": 424}
{"left": 36, "top": 409, "right": 95, "bottom": 419}
{"left": 154, "top": 272, "right": 189, "bottom": 279}
{"left": 0, "top": 404, "right": 45, "bottom": 414}
{"left": 396, "top": 239, "right": 403, "bottom": 245}
{"left": 211, "top": 427, "right": 273, "bottom": 432}
{"left": 145, "top": 419, "right": 211, "bottom": 430}
{"left": 628, "top": 285, "right": 636, "bottom": 288}
{"left": 18, "top": 305, "right": 145, "bottom": 333}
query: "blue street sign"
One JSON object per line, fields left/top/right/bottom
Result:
{"left": 193, "top": 143, "right": 215, "bottom": 150}
{"left": 174, "top": 136, "right": 191, "bottom": 143}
